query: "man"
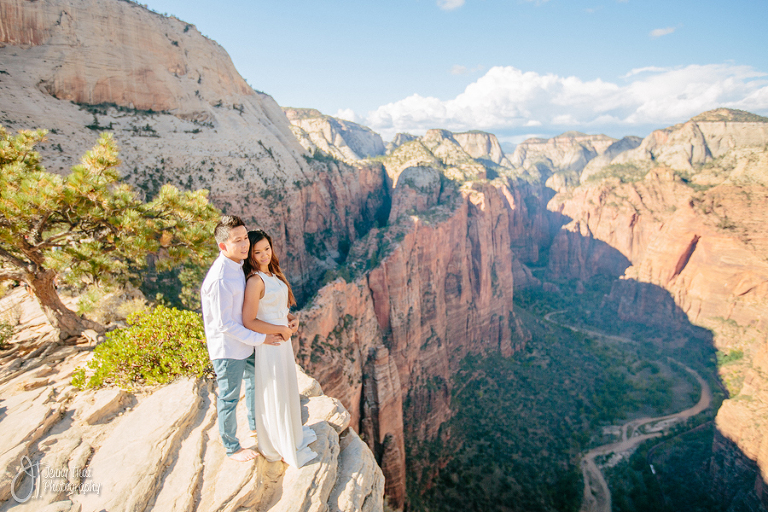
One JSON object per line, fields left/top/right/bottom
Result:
{"left": 201, "top": 215, "right": 282, "bottom": 462}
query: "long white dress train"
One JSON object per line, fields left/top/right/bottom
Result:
{"left": 252, "top": 271, "right": 317, "bottom": 467}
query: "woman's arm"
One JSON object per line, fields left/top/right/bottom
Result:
{"left": 243, "top": 276, "right": 292, "bottom": 340}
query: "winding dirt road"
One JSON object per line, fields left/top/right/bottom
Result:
{"left": 542, "top": 312, "right": 712, "bottom": 512}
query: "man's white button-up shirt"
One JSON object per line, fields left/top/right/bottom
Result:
{"left": 201, "top": 252, "right": 266, "bottom": 360}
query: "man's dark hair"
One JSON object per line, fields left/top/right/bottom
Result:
{"left": 214, "top": 215, "right": 246, "bottom": 244}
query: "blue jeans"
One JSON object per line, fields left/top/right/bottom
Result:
{"left": 211, "top": 354, "right": 256, "bottom": 455}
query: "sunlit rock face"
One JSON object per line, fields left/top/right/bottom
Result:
{"left": 284, "top": 107, "right": 386, "bottom": 162}
{"left": 544, "top": 111, "right": 768, "bottom": 509}
{"left": 0, "top": 0, "right": 395, "bottom": 302}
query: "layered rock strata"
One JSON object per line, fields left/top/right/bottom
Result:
{"left": 509, "top": 131, "right": 617, "bottom": 188}
{"left": 545, "top": 111, "right": 768, "bottom": 508}
{"left": 386, "top": 133, "right": 418, "bottom": 154}
{"left": 611, "top": 109, "right": 768, "bottom": 186}
{"left": 452, "top": 130, "right": 508, "bottom": 165}
{"left": 293, "top": 135, "right": 537, "bottom": 508}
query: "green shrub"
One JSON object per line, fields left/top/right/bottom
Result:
{"left": 716, "top": 348, "right": 744, "bottom": 367}
{"left": 586, "top": 163, "right": 650, "bottom": 184}
{"left": 0, "top": 281, "right": 13, "bottom": 299}
{"left": 0, "top": 321, "right": 13, "bottom": 348}
{"left": 72, "top": 305, "right": 213, "bottom": 389}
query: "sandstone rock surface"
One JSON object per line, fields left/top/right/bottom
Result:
{"left": 612, "top": 108, "right": 768, "bottom": 185}
{"left": 508, "top": 131, "right": 616, "bottom": 183}
{"left": 292, "top": 133, "right": 542, "bottom": 508}
{"left": 0, "top": 291, "right": 384, "bottom": 512}
{"left": 0, "top": 0, "right": 388, "bottom": 302}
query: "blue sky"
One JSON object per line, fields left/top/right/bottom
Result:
{"left": 145, "top": 0, "right": 768, "bottom": 145}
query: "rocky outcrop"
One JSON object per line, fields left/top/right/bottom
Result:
{"left": 386, "top": 133, "right": 418, "bottom": 154}
{"left": 0, "top": 292, "right": 384, "bottom": 512}
{"left": 284, "top": 108, "right": 386, "bottom": 162}
{"left": 453, "top": 130, "right": 507, "bottom": 165}
{"left": 579, "top": 136, "right": 643, "bottom": 183}
{"left": 508, "top": 131, "right": 616, "bottom": 185}
{"left": 0, "top": 0, "right": 252, "bottom": 114}
{"left": 0, "top": 0, "right": 391, "bottom": 302}
{"left": 7, "top": 2, "right": 768, "bottom": 506}
{"left": 612, "top": 108, "right": 768, "bottom": 186}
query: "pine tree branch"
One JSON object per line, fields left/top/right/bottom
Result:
{"left": 0, "top": 269, "right": 25, "bottom": 282}
{"left": 30, "top": 211, "right": 53, "bottom": 243}
{"left": 0, "top": 246, "right": 29, "bottom": 271}
{"left": 40, "top": 228, "right": 79, "bottom": 248}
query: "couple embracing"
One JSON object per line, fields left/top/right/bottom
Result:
{"left": 201, "top": 215, "right": 317, "bottom": 467}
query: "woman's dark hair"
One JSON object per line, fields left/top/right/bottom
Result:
{"left": 243, "top": 230, "right": 296, "bottom": 307}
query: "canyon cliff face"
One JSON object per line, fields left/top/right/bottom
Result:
{"left": 612, "top": 109, "right": 768, "bottom": 186}
{"left": 0, "top": 0, "right": 390, "bottom": 302}
{"left": 5, "top": 1, "right": 768, "bottom": 508}
{"left": 0, "top": 1, "right": 541, "bottom": 507}
{"left": 292, "top": 131, "right": 540, "bottom": 508}
{"left": 0, "top": 0, "right": 252, "bottom": 113}
{"left": 452, "top": 130, "right": 508, "bottom": 165}
{"left": 545, "top": 110, "right": 768, "bottom": 509}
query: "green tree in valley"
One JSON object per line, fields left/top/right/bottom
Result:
{"left": 0, "top": 127, "right": 220, "bottom": 339}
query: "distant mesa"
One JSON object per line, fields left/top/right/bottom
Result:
{"left": 283, "top": 107, "right": 385, "bottom": 162}
{"left": 690, "top": 108, "right": 768, "bottom": 123}
{"left": 386, "top": 133, "right": 418, "bottom": 154}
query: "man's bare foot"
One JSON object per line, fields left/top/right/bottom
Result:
{"left": 229, "top": 448, "right": 258, "bottom": 462}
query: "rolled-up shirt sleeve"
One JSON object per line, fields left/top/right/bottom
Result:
{"left": 213, "top": 278, "right": 266, "bottom": 347}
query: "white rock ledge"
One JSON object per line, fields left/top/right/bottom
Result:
{"left": 0, "top": 359, "right": 384, "bottom": 512}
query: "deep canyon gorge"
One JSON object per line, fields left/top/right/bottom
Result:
{"left": 1, "top": 0, "right": 768, "bottom": 510}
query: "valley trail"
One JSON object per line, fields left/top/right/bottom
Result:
{"left": 543, "top": 312, "right": 712, "bottom": 512}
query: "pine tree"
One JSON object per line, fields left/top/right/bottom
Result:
{"left": 0, "top": 127, "right": 221, "bottom": 340}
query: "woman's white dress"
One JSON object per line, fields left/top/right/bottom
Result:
{"left": 252, "top": 271, "right": 317, "bottom": 467}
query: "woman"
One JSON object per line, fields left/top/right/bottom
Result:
{"left": 242, "top": 229, "right": 317, "bottom": 467}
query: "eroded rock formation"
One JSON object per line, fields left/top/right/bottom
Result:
{"left": 0, "top": 0, "right": 391, "bottom": 302}
{"left": 0, "top": 289, "right": 384, "bottom": 512}
{"left": 292, "top": 132, "right": 539, "bottom": 508}
{"left": 545, "top": 111, "right": 768, "bottom": 509}
{"left": 284, "top": 108, "right": 386, "bottom": 162}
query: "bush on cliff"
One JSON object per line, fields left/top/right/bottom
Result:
{"left": 72, "top": 305, "right": 213, "bottom": 389}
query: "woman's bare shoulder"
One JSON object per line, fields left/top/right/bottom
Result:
{"left": 245, "top": 273, "right": 265, "bottom": 298}
{"left": 245, "top": 273, "right": 264, "bottom": 289}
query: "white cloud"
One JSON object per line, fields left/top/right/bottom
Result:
{"left": 437, "top": 0, "right": 464, "bottom": 10}
{"left": 650, "top": 27, "right": 675, "bottom": 38}
{"left": 364, "top": 64, "right": 768, "bottom": 139}
{"left": 334, "top": 108, "right": 360, "bottom": 123}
